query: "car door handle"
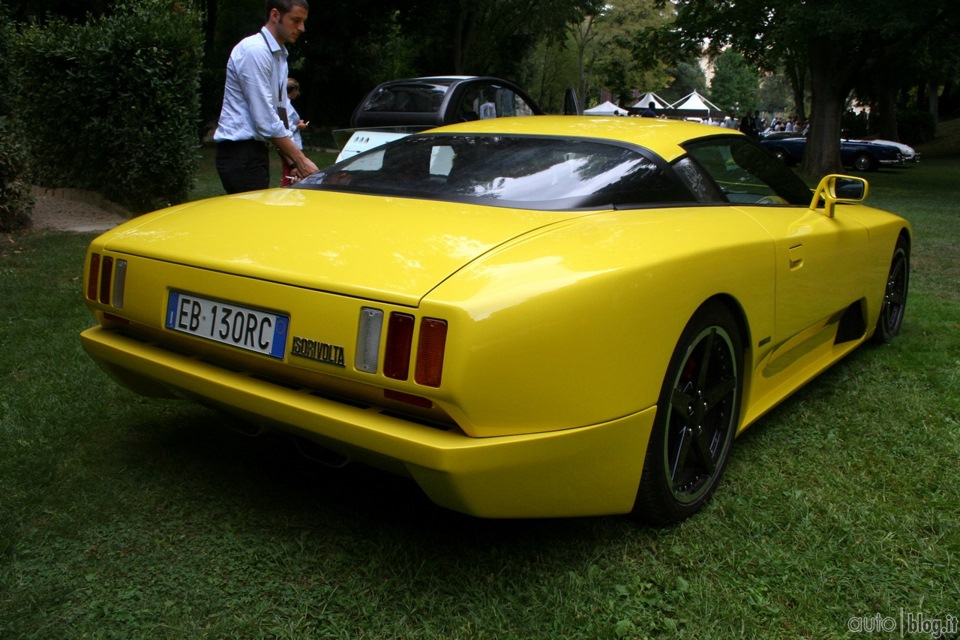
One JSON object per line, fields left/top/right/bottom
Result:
{"left": 788, "top": 245, "right": 803, "bottom": 270}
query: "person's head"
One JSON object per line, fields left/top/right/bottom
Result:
{"left": 265, "top": 0, "right": 309, "bottom": 45}
{"left": 287, "top": 77, "right": 300, "bottom": 99}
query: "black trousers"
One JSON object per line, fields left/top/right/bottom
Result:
{"left": 215, "top": 140, "right": 270, "bottom": 194}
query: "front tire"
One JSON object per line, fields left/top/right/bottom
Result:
{"left": 872, "top": 236, "right": 910, "bottom": 343}
{"left": 634, "top": 302, "right": 743, "bottom": 525}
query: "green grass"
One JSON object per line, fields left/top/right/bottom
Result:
{"left": 916, "top": 116, "right": 960, "bottom": 159}
{"left": 2, "top": 158, "right": 959, "bottom": 639}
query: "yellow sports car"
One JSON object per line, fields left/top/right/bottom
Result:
{"left": 80, "top": 116, "right": 911, "bottom": 523}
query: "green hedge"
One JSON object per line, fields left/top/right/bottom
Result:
{"left": 0, "top": 6, "right": 33, "bottom": 232}
{"left": 12, "top": 1, "right": 204, "bottom": 214}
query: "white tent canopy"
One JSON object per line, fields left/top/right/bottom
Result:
{"left": 584, "top": 100, "right": 626, "bottom": 116}
{"left": 631, "top": 92, "right": 670, "bottom": 110}
{"left": 671, "top": 91, "right": 723, "bottom": 116}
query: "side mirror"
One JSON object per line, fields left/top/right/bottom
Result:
{"left": 810, "top": 174, "right": 868, "bottom": 218}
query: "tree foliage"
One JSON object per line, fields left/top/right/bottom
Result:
{"left": 5, "top": 0, "right": 958, "bottom": 193}
{"left": 708, "top": 49, "right": 760, "bottom": 117}
{"left": 666, "top": 0, "right": 960, "bottom": 176}
{"left": 0, "top": 4, "right": 33, "bottom": 231}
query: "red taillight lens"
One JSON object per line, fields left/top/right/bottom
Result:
{"left": 87, "top": 253, "right": 101, "bottom": 300}
{"left": 415, "top": 318, "right": 447, "bottom": 387}
{"left": 98, "top": 256, "right": 114, "bottom": 304}
{"left": 384, "top": 313, "right": 414, "bottom": 380}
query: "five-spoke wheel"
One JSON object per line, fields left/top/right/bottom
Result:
{"left": 634, "top": 302, "right": 743, "bottom": 525}
{"left": 873, "top": 236, "right": 910, "bottom": 343}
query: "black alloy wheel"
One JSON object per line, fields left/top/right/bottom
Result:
{"left": 873, "top": 236, "right": 910, "bottom": 343}
{"left": 634, "top": 302, "right": 743, "bottom": 525}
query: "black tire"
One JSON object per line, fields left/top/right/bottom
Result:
{"left": 634, "top": 302, "right": 743, "bottom": 525}
{"left": 852, "top": 152, "right": 877, "bottom": 172}
{"left": 872, "top": 236, "right": 910, "bottom": 343}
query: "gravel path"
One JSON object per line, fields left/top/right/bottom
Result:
{"left": 28, "top": 189, "right": 129, "bottom": 233}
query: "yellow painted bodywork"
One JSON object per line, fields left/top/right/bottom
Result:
{"left": 80, "top": 116, "right": 911, "bottom": 517}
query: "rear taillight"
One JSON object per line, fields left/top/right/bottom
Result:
{"left": 98, "top": 256, "right": 114, "bottom": 304}
{"left": 415, "top": 318, "right": 447, "bottom": 387}
{"left": 86, "top": 253, "right": 126, "bottom": 308}
{"left": 384, "top": 312, "right": 415, "bottom": 380}
{"left": 379, "top": 312, "right": 447, "bottom": 387}
{"left": 86, "top": 253, "right": 101, "bottom": 300}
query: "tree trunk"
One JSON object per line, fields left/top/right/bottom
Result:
{"left": 801, "top": 38, "right": 858, "bottom": 178}
{"left": 875, "top": 80, "right": 899, "bottom": 141}
{"left": 802, "top": 75, "right": 844, "bottom": 177}
{"left": 783, "top": 55, "right": 807, "bottom": 122}
{"left": 452, "top": 1, "right": 474, "bottom": 74}
{"left": 928, "top": 80, "right": 940, "bottom": 124}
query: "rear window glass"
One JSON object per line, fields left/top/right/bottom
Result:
{"left": 359, "top": 82, "right": 450, "bottom": 114}
{"left": 297, "top": 134, "right": 693, "bottom": 210}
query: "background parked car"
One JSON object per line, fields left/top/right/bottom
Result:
{"left": 760, "top": 131, "right": 911, "bottom": 170}
{"left": 334, "top": 76, "right": 545, "bottom": 160}
{"left": 861, "top": 137, "right": 920, "bottom": 162}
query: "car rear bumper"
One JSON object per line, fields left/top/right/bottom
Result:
{"left": 81, "top": 326, "right": 655, "bottom": 518}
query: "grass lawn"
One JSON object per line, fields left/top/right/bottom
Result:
{"left": 1, "top": 145, "right": 959, "bottom": 638}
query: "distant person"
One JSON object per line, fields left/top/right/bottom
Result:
{"left": 739, "top": 111, "right": 757, "bottom": 138}
{"left": 641, "top": 101, "right": 657, "bottom": 117}
{"left": 280, "top": 77, "right": 309, "bottom": 186}
{"left": 213, "top": 0, "right": 318, "bottom": 193}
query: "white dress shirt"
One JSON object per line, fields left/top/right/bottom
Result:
{"left": 214, "top": 27, "right": 292, "bottom": 143}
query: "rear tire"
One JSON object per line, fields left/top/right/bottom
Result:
{"left": 853, "top": 152, "right": 877, "bottom": 172}
{"left": 633, "top": 302, "right": 743, "bottom": 525}
{"left": 872, "top": 236, "right": 909, "bottom": 343}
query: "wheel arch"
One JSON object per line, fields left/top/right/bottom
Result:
{"left": 897, "top": 227, "right": 912, "bottom": 254}
{"left": 701, "top": 293, "right": 751, "bottom": 361}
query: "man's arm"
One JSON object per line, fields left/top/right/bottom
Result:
{"left": 270, "top": 135, "right": 318, "bottom": 178}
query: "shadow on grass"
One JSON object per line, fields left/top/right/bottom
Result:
{"left": 106, "top": 406, "right": 630, "bottom": 551}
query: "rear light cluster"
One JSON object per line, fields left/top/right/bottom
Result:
{"left": 356, "top": 307, "right": 447, "bottom": 388}
{"left": 86, "top": 252, "right": 127, "bottom": 308}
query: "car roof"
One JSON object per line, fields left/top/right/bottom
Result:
{"left": 350, "top": 75, "right": 543, "bottom": 129}
{"left": 427, "top": 115, "right": 740, "bottom": 163}
{"left": 376, "top": 75, "right": 488, "bottom": 85}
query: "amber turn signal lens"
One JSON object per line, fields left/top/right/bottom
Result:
{"left": 415, "top": 318, "right": 447, "bottom": 387}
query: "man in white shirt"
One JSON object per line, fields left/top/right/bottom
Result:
{"left": 214, "top": 0, "right": 318, "bottom": 193}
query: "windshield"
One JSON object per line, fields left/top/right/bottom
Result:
{"left": 297, "top": 134, "right": 694, "bottom": 210}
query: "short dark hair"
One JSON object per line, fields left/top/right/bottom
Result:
{"left": 265, "top": 0, "right": 309, "bottom": 21}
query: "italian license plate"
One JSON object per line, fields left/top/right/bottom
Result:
{"left": 165, "top": 291, "right": 289, "bottom": 359}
